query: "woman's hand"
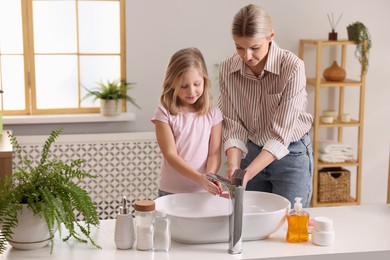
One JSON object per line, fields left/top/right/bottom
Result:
{"left": 225, "top": 147, "right": 243, "bottom": 180}
{"left": 242, "top": 172, "right": 252, "bottom": 189}
{"left": 226, "top": 164, "right": 239, "bottom": 180}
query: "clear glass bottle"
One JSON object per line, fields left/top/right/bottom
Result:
{"left": 153, "top": 210, "right": 171, "bottom": 252}
{"left": 134, "top": 199, "right": 156, "bottom": 251}
{"left": 114, "top": 196, "right": 135, "bottom": 249}
{"left": 286, "top": 197, "right": 310, "bottom": 243}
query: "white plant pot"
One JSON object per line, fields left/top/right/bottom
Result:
{"left": 8, "top": 205, "right": 57, "bottom": 250}
{"left": 100, "top": 99, "right": 122, "bottom": 116}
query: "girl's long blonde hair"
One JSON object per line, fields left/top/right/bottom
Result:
{"left": 160, "top": 47, "right": 212, "bottom": 115}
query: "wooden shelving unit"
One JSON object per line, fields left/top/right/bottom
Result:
{"left": 299, "top": 39, "right": 367, "bottom": 207}
{"left": 0, "top": 130, "right": 13, "bottom": 179}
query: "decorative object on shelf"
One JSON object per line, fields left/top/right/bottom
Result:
{"left": 83, "top": 78, "right": 141, "bottom": 116}
{"left": 322, "top": 110, "right": 337, "bottom": 121}
{"left": 346, "top": 21, "right": 372, "bottom": 74}
{"left": 323, "top": 61, "right": 346, "bottom": 81}
{"left": 318, "top": 140, "right": 354, "bottom": 163}
{"left": 340, "top": 113, "right": 351, "bottom": 122}
{"left": 0, "top": 128, "right": 101, "bottom": 254}
{"left": 318, "top": 167, "right": 351, "bottom": 203}
{"left": 320, "top": 116, "right": 334, "bottom": 124}
{"left": 327, "top": 13, "right": 342, "bottom": 41}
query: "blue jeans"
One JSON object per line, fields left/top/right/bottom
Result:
{"left": 242, "top": 134, "right": 313, "bottom": 207}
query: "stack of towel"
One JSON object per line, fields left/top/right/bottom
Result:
{"left": 318, "top": 140, "right": 355, "bottom": 163}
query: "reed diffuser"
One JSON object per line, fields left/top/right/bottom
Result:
{"left": 327, "top": 13, "right": 343, "bottom": 41}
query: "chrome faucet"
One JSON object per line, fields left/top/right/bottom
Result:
{"left": 206, "top": 169, "right": 246, "bottom": 254}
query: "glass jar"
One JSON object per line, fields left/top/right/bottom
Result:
{"left": 153, "top": 210, "right": 171, "bottom": 252}
{"left": 134, "top": 200, "right": 155, "bottom": 250}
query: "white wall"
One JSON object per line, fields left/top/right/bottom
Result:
{"left": 8, "top": 0, "right": 390, "bottom": 204}
{"left": 125, "top": 0, "right": 390, "bottom": 205}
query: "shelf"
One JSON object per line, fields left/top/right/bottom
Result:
{"left": 307, "top": 78, "right": 362, "bottom": 87}
{"left": 317, "top": 160, "right": 359, "bottom": 168}
{"left": 0, "top": 130, "right": 13, "bottom": 178}
{"left": 299, "top": 39, "right": 355, "bottom": 46}
{"left": 299, "top": 39, "right": 366, "bottom": 207}
{"left": 315, "top": 197, "right": 359, "bottom": 207}
{"left": 3, "top": 112, "right": 135, "bottom": 125}
{"left": 318, "top": 119, "right": 361, "bottom": 127}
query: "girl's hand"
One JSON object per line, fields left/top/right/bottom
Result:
{"left": 211, "top": 179, "right": 223, "bottom": 194}
{"left": 199, "top": 175, "right": 223, "bottom": 195}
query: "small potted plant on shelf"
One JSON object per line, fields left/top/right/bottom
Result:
{"left": 83, "top": 78, "right": 141, "bottom": 116}
{"left": 346, "top": 21, "right": 372, "bottom": 74}
{"left": 0, "top": 128, "right": 101, "bottom": 254}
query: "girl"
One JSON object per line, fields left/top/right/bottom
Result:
{"left": 152, "top": 47, "right": 223, "bottom": 197}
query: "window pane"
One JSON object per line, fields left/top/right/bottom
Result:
{"left": 78, "top": 1, "right": 120, "bottom": 53}
{"left": 33, "top": 1, "right": 77, "bottom": 53}
{"left": 1, "top": 0, "right": 124, "bottom": 115}
{"left": 35, "top": 55, "right": 78, "bottom": 109}
{"left": 0, "top": 0, "right": 23, "bottom": 53}
{"left": 1, "top": 56, "right": 25, "bottom": 110}
{"left": 79, "top": 55, "right": 120, "bottom": 107}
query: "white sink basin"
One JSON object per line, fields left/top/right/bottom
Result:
{"left": 154, "top": 191, "right": 290, "bottom": 244}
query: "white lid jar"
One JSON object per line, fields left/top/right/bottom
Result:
{"left": 312, "top": 216, "right": 335, "bottom": 246}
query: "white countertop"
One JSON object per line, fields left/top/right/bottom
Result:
{"left": 1, "top": 204, "right": 390, "bottom": 260}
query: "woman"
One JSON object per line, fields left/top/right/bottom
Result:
{"left": 218, "top": 4, "right": 313, "bottom": 207}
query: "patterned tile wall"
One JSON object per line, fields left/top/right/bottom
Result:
{"left": 12, "top": 136, "right": 162, "bottom": 220}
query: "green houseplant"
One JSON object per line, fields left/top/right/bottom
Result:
{"left": 346, "top": 21, "right": 372, "bottom": 74}
{"left": 0, "top": 128, "right": 101, "bottom": 254}
{"left": 83, "top": 79, "right": 141, "bottom": 116}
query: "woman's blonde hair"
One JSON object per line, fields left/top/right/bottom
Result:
{"left": 160, "top": 47, "right": 212, "bottom": 115}
{"left": 232, "top": 4, "right": 273, "bottom": 39}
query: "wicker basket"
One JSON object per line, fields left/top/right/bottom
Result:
{"left": 318, "top": 167, "right": 350, "bottom": 202}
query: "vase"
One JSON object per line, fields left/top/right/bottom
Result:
{"left": 100, "top": 99, "right": 122, "bottom": 116}
{"left": 8, "top": 205, "right": 58, "bottom": 250}
{"left": 323, "top": 61, "right": 346, "bottom": 82}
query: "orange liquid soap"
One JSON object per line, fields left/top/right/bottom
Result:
{"left": 286, "top": 197, "right": 309, "bottom": 243}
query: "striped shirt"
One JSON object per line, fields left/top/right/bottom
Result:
{"left": 218, "top": 41, "right": 313, "bottom": 160}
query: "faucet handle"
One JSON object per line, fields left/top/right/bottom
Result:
{"left": 231, "top": 169, "right": 246, "bottom": 186}
{"left": 206, "top": 173, "right": 230, "bottom": 184}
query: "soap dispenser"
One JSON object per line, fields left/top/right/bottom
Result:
{"left": 114, "top": 196, "right": 135, "bottom": 249}
{"left": 286, "top": 197, "right": 309, "bottom": 243}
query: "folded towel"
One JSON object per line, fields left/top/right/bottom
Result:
{"left": 318, "top": 152, "right": 355, "bottom": 163}
{"left": 318, "top": 140, "right": 353, "bottom": 154}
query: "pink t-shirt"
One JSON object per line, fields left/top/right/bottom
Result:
{"left": 151, "top": 105, "right": 223, "bottom": 193}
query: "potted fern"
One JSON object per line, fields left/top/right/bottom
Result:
{"left": 83, "top": 78, "right": 140, "bottom": 116}
{"left": 346, "top": 21, "right": 372, "bottom": 74}
{"left": 0, "top": 128, "right": 101, "bottom": 254}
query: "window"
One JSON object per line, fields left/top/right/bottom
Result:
{"left": 0, "top": 0, "right": 125, "bottom": 116}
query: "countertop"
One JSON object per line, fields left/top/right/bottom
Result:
{"left": 1, "top": 204, "right": 390, "bottom": 260}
